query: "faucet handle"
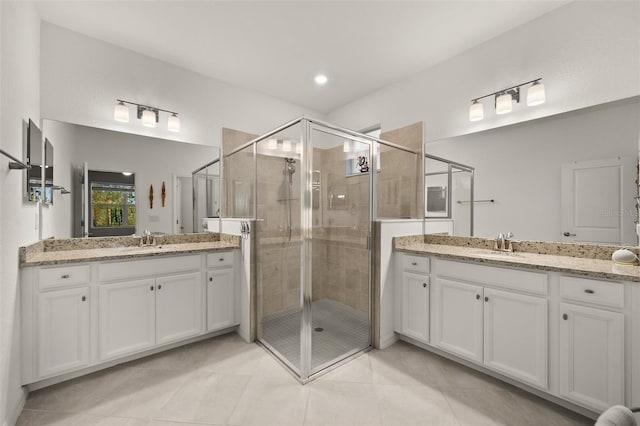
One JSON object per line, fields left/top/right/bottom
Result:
{"left": 506, "top": 232, "right": 513, "bottom": 239}
{"left": 497, "top": 233, "right": 504, "bottom": 239}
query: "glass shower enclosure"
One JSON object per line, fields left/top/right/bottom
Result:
{"left": 224, "top": 118, "right": 416, "bottom": 382}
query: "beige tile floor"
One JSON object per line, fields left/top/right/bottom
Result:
{"left": 18, "top": 333, "right": 593, "bottom": 426}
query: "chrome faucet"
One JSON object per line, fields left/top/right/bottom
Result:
{"left": 493, "top": 232, "right": 514, "bottom": 252}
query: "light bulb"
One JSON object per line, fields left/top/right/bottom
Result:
{"left": 267, "top": 138, "right": 277, "bottom": 150}
{"left": 295, "top": 142, "right": 302, "bottom": 154}
{"left": 282, "top": 139, "right": 292, "bottom": 152}
{"left": 142, "top": 109, "right": 156, "bottom": 127}
{"left": 114, "top": 101, "right": 129, "bottom": 122}
{"left": 469, "top": 101, "right": 484, "bottom": 122}
{"left": 314, "top": 74, "right": 328, "bottom": 85}
{"left": 168, "top": 114, "right": 180, "bottom": 132}
{"left": 495, "top": 93, "right": 513, "bottom": 115}
{"left": 527, "top": 81, "right": 546, "bottom": 106}
{"left": 343, "top": 140, "right": 350, "bottom": 152}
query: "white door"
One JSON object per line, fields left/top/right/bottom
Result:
{"left": 176, "top": 176, "right": 194, "bottom": 234}
{"left": 401, "top": 272, "right": 430, "bottom": 343}
{"left": 207, "top": 268, "right": 236, "bottom": 331}
{"left": 99, "top": 279, "right": 156, "bottom": 360}
{"left": 483, "top": 288, "right": 548, "bottom": 389}
{"left": 561, "top": 157, "right": 636, "bottom": 245}
{"left": 559, "top": 302, "right": 624, "bottom": 411}
{"left": 156, "top": 272, "right": 203, "bottom": 345}
{"left": 432, "top": 277, "right": 483, "bottom": 363}
{"left": 38, "top": 287, "right": 90, "bottom": 377}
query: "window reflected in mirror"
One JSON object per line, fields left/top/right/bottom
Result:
{"left": 88, "top": 171, "right": 136, "bottom": 236}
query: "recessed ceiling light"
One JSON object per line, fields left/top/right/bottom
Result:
{"left": 314, "top": 74, "right": 328, "bottom": 85}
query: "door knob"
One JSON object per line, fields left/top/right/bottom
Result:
{"left": 563, "top": 313, "right": 568, "bottom": 320}
{"left": 484, "top": 296, "right": 489, "bottom": 302}
{"left": 476, "top": 294, "right": 480, "bottom": 300}
{"left": 563, "top": 232, "right": 576, "bottom": 237}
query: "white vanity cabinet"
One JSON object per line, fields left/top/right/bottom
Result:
{"left": 393, "top": 251, "right": 636, "bottom": 415}
{"left": 38, "top": 285, "right": 91, "bottom": 377}
{"left": 431, "top": 260, "right": 548, "bottom": 389}
{"left": 395, "top": 254, "right": 430, "bottom": 344}
{"left": 558, "top": 276, "right": 625, "bottom": 411}
{"left": 206, "top": 251, "right": 237, "bottom": 332}
{"left": 22, "top": 249, "right": 238, "bottom": 386}
{"left": 23, "top": 264, "right": 92, "bottom": 380}
{"left": 98, "top": 256, "right": 204, "bottom": 361}
{"left": 99, "top": 278, "right": 156, "bottom": 360}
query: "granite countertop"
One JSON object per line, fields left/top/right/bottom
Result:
{"left": 394, "top": 235, "right": 640, "bottom": 283}
{"left": 20, "top": 233, "right": 241, "bottom": 267}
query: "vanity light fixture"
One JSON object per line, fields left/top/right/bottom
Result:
{"left": 113, "top": 99, "right": 180, "bottom": 132}
{"left": 469, "top": 78, "right": 544, "bottom": 121}
{"left": 114, "top": 100, "right": 130, "bottom": 122}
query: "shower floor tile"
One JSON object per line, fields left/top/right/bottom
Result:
{"left": 260, "top": 299, "right": 370, "bottom": 373}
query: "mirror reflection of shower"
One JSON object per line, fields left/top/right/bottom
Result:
{"left": 281, "top": 157, "right": 296, "bottom": 242}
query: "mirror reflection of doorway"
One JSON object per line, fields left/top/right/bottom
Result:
{"left": 175, "top": 176, "right": 193, "bottom": 233}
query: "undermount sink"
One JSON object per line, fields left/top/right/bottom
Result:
{"left": 120, "top": 245, "right": 164, "bottom": 252}
{"left": 472, "top": 250, "right": 522, "bottom": 260}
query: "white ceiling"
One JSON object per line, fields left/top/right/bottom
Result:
{"left": 36, "top": 1, "right": 568, "bottom": 113}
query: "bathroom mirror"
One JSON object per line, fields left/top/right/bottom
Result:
{"left": 43, "top": 138, "right": 54, "bottom": 205}
{"left": 425, "top": 97, "right": 640, "bottom": 245}
{"left": 26, "top": 119, "right": 43, "bottom": 202}
{"left": 41, "top": 119, "right": 219, "bottom": 238}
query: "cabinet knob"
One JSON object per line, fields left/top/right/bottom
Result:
{"left": 81, "top": 296, "right": 86, "bottom": 302}
{"left": 158, "top": 285, "right": 162, "bottom": 290}
{"left": 484, "top": 296, "right": 489, "bottom": 302}
{"left": 61, "top": 274, "right": 70, "bottom": 279}
{"left": 411, "top": 262, "right": 417, "bottom": 266}
{"left": 219, "top": 258, "right": 225, "bottom": 262}
{"left": 563, "top": 232, "right": 576, "bottom": 237}
{"left": 423, "top": 283, "right": 427, "bottom": 288}
{"left": 209, "top": 277, "right": 213, "bottom": 282}
{"left": 584, "top": 289, "right": 594, "bottom": 294}
{"left": 476, "top": 294, "right": 480, "bottom": 300}
{"left": 150, "top": 286, "right": 154, "bottom": 291}
{"left": 563, "top": 313, "right": 568, "bottom": 320}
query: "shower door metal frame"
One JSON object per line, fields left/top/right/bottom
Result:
{"left": 301, "top": 120, "right": 376, "bottom": 382}
{"left": 225, "top": 116, "right": 420, "bottom": 383}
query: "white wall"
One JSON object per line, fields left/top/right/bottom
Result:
{"left": 40, "top": 22, "right": 324, "bottom": 147}
{"left": 427, "top": 97, "right": 640, "bottom": 242}
{"left": 328, "top": 2, "right": 640, "bottom": 142}
{"left": 0, "top": 3, "right": 41, "bottom": 424}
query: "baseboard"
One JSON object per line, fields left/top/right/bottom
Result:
{"left": 398, "top": 335, "right": 600, "bottom": 420}
{"left": 378, "top": 332, "right": 399, "bottom": 349}
{"left": 27, "top": 327, "right": 237, "bottom": 391}
{"left": 5, "top": 387, "right": 27, "bottom": 426}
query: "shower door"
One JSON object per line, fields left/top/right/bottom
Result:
{"left": 305, "top": 124, "right": 372, "bottom": 378}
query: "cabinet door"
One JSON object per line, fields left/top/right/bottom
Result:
{"left": 432, "top": 277, "right": 483, "bottom": 363}
{"left": 483, "top": 288, "right": 548, "bottom": 389}
{"left": 400, "top": 272, "right": 430, "bottom": 343}
{"left": 207, "top": 268, "right": 235, "bottom": 331}
{"left": 156, "top": 272, "right": 203, "bottom": 345}
{"left": 99, "top": 279, "right": 156, "bottom": 360}
{"left": 559, "top": 303, "right": 624, "bottom": 411}
{"left": 38, "top": 287, "right": 90, "bottom": 377}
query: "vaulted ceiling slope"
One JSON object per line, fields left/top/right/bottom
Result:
{"left": 36, "top": 1, "right": 568, "bottom": 113}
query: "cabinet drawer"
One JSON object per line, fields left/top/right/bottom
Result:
{"left": 98, "top": 255, "right": 201, "bottom": 282}
{"left": 434, "top": 259, "right": 547, "bottom": 295}
{"left": 560, "top": 276, "right": 624, "bottom": 309}
{"left": 39, "top": 264, "right": 91, "bottom": 290}
{"left": 402, "top": 254, "right": 430, "bottom": 273}
{"left": 207, "top": 251, "right": 234, "bottom": 268}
